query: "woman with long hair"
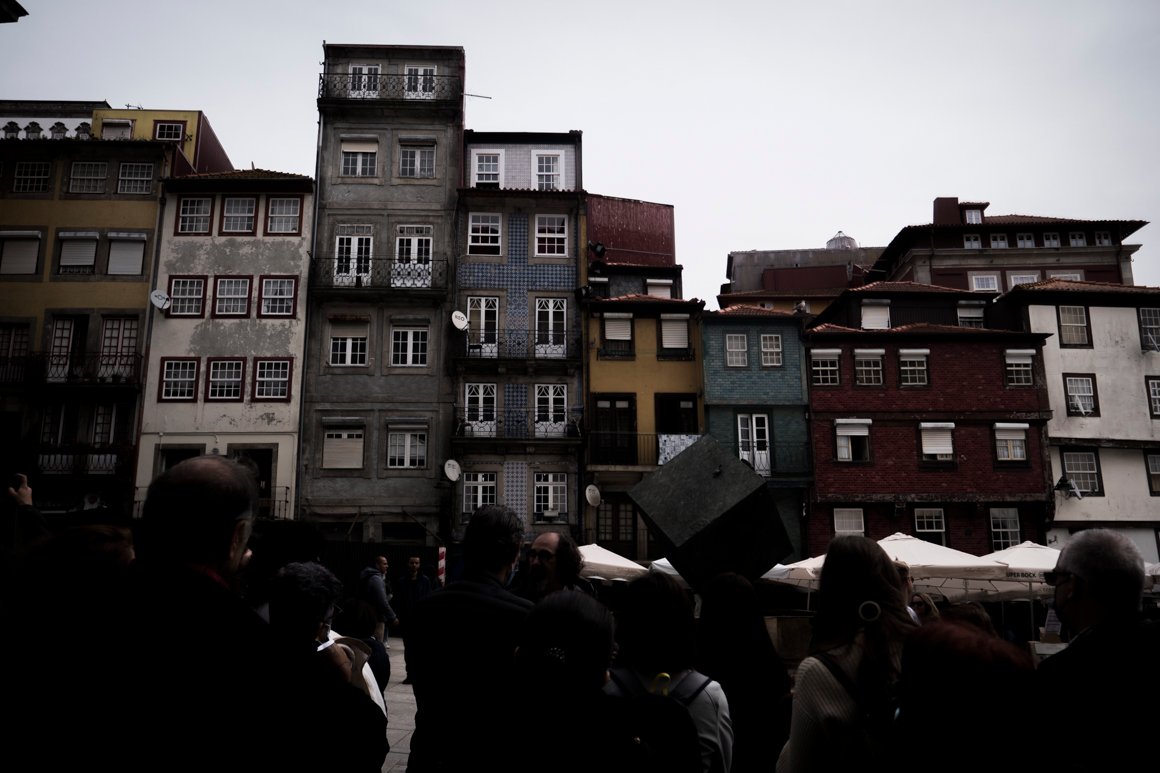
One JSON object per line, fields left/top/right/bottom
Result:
{"left": 777, "top": 535, "right": 917, "bottom": 772}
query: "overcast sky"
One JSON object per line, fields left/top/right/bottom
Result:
{"left": 5, "top": 0, "right": 1158, "bottom": 306}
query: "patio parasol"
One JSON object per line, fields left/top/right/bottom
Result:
{"left": 577, "top": 543, "right": 648, "bottom": 583}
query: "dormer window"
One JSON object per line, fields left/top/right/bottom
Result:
{"left": 990, "top": 234, "right": 1008, "bottom": 249}
{"left": 963, "top": 234, "right": 982, "bottom": 249}
{"left": 860, "top": 300, "right": 890, "bottom": 330}
{"left": 75, "top": 122, "right": 91, "bottom": 141}
{"left": 1095, "top": 231, "right": 1112, "bottom": 246}
{"left": 23, "top": 122, "right": 42, "bottom": 140}
{"left": 49, "top": 122, "right": 68, "bottom": 140}
{"left": 964, "top": 209, "right": 982, "bottom": 224}
{"left": 3, "top": 121, "right": 19, "bottom": 139}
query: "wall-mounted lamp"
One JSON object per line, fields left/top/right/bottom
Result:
{"left": 587, "top": 241, "right": 606, "bottom": 259}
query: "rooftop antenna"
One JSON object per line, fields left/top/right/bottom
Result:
{"left": 125, "top": 104, "right": 143, "bottom": 110}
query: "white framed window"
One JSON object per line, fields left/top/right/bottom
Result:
{"left": 860, "top": 302, "right": 890, "bottom": 330}
{"left": 914, "top": 508, "right": 946, "bottom": 545}
{"left": 534, "top": 152, "right": 562, "bottom": 190}
{"left": 990, "top": 234, "right": 1008, "bottom": 248}
{"left": 726, "top": 334, "right": 747, "bottom": 367}
{"left": 535, "top": 298, "right": 567, "bottom": 358}
{"left": 1008, "top": 272, "right": 1039, "bottom": 289}
{"left": 994, "top": 423, "right": 1028, "bottom": 461}
{"left": 154, "top": 122, "right": 184, "bottom": 141}
{"left": 811, "top": 349, "right": 840, "bottom": 385}
{"left": 254, "top": 359, "right": 291, "bottom": 400}
{"left": 1047, "top": 271, "right": 1083, "bottom": 281}
{"left": 469, "top": 213, "right": 502, "bottom": 256}
{"left": 970, "top": 273, "right": 999, "bottom": 292}
{"left": 259, "top": 277, "right": 296, "bottom": 317}
{"left": 394, "top": 224, "right": 433, "bottom": 287}
{"left": 964, "top": 209, "right": 982, "bottom": 224}
{"left": 737, "top": 414, "right": 771, "bottom": 476}
{"left": 168, "top": 277, "right": 205, "bottom": 316}
{"left": 322, "top": 428, "right": 364, "bottom": 469}
{"left": 464, "top": 383, "right": 497, "bottom": 436}
{"left": 1058, "top": 305, "right": 1090, "bottom": 346}
{"left": 100, "top": 120, "right": 131, "bottom": 140}
{"left": 349, "top": 64, "right": 380, "bottom": 98}
{"left": 221, "top": 197, "right": 256, "bottom": 233}
{"left": 1138, "top": 308, "right": 1160, "bottom": 350}
{"left": 1068, "top": 232, "right": 1087, "bottom": 247}
{"left": 834, "top": 508, "right": 865, "bottom": 535}
{"left": 534, "top": 473, "right": 568, "bottom": 518}
{"left": 601, "top": 313, "right": 633, "bottom": 357}
{"left": 646, "top": 279, "right": 673, "bottom": 298}
{"left": 659, "top": 315, "right": 689, "bottom": 353}
{"left": 58, "top": 235, "right": 97, "bottom": 275}
{"left": 161, "top": 358, "right": 198, "bottom": 401}
{"left": 467, "top": 296, "right": 500, "bottom": 357}
{"left": 266, "top": 197, "right": 301, "bottom": 234}
{"left": 13, "top": 162, "right": 51, "bottom": 193}
{"left": 387, "top": 431, "right": 427, "bottom": 469}
{"left": 335, "top": 226, "right": 373, "bottom": 285}
{"left": 341, "top": 140, "right": 378, "bottom": 176}
{"left": 899, "top": 349, "right": 929, "bottom": 386}
{"left": 99, "top": 316, "right": 137, "bottom": 380}
{"left": 534, "top": 214, "right": 567, "bottom": 257}
{"left": 1062, "top": 451, "right": 1101, "bottom": 494}
{"left": 1016, "top": 233, "right": 1035, "bottom": 248}
{"left": 835, "top": 419, "right": 871, "bottom": 462}
{"left": 1065, "top": 374, "right": 1098, "bottom": 416}
{"left": 462, "top": 472, "right": 497, "bottom": 514}
{"left": 177, "top": 197, "right": 212, "bottom": 234}
{"left": 1095, "top": 231, "right": 1112, "bottom": 246}
{"left": 404, "top": 64, "right": 437, "bottom": 99}
{"left": 391, "top": 328, "right": 429, "bottom": 366}
{"left": 213, "top": 277, "right": 251, "bottom": 317}
{"left": 207, "top": 359, "right": 245, "bottom": 401}
{"left": 399, "top": 145, "right": 435, "bottom": 178}
{"left": 471, "top": 149, "right": 504, "bottom": 188}
{"left": 1146, "top": 378, "right": 1160, "bottom": 419}
{"left": 117, "top": 162, "right": 153, "bottom": 194}
{"left": 1043, "top": 232, "right": 1061, "bottom": 248}
{"left": 963, "top": 234, "right": 982, "bottom": 249}
{"left": 855, "top": 349, "right": 884, "bottom": 386}
{"left": 330, "top": 321, "right": 368, "bottom": 366}
{"left": 920, "top": 422, "right": 955, "bottom": 462}
{"left": 69, "top": 161, "right": 107, "bottom": 193}
{"left": 535, "top": 384, "right": 568, "bottom": 437}
{"left": 1004, "top": 350, "right": 1034, "bottom": 386}
{"left": 1146, "top": 454, "right": 1160, "bottom": 495}
{"left": 989, "top": 508, "right": 1021, "bottom": 551}
{"left": 957, "top": 304, "right": 985, "bottom": 328}
{"left": 761, "top": 334, "right": 782, "bottom": 366}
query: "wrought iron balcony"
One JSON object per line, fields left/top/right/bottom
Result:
{"left": 452, "top": 328, "right": 582, "bottom": 361}
{"left": 0, "top": 353, "right": 143, "bottom": 386}
{"left": 36, "top": 444, "right": 132, "bottom": 475}
{"left": 318, "top": 73, "right": 461, "bottom": 102}
{"left": 311, "top": 257, "right": 448, "bottom": 291}
{"left": 587, "top": 432, "right": 702, "bottom": 466}
{"left": 259, "top": 486, "right": 291, "bottom": 520}
{"left": 722, "top": 441, "right": 813, "bottom": 477}
{"left": 452, "top": 407, "right": 583, "bottom": 441}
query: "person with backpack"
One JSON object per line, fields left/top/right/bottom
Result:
{"left": 604, "top": 571, "right": 733, "bottom": 773}
{"left": 776, "top": 535, "right": 917, "bottom": 772}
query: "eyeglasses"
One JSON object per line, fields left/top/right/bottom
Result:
{"left": 528, "top": 549, "right": 556, "bottom": 562}
{"left": 1043, "top": 570, "right": 1073, "bottom": 587}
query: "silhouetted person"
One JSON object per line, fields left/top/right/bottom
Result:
{"left": 393, "top": 554, "right": 434, "bottom": 683}
{"left": 518, "top": 529, "right": 595, "bottom": 603}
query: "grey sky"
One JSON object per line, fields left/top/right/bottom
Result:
{"left": 5, "top": 0, "right": 1157, "bottom": 306}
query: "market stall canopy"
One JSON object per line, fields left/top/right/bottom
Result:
{"left": 578, "top": 543, "right": 648, "bottom": 582}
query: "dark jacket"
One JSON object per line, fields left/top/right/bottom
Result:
{"left": 359, "top": 565, "right": 397, "bottom": 624}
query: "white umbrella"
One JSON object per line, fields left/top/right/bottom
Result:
{"left": 578, "top": 543, "right": 647, "bottom": 582}
{"left": 977, "top": 541, "right": 1060, "bottom": 600}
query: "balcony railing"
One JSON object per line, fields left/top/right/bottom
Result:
{"left": 312, "top": 257, "right": 448, "bottom": 291}
{"left": 134, "top": 485, "right": 291, "bottom": 519}
{"left": 587, "top": 433, "right": 702, "bottom": 466}
{"left": 453, "top": 407, "right": 583, "bottom": 441}
{"left": 0, "top": 353, "right": 143, "bottom": 385}
{"left": 318, "top": 73, "right": 461, "bottom": 102}
{"left": 36, "top": 445, "right": 132, "bottom": 475}
{"left": 721, "top": 441, "right": 813, "bottom": 476}
{"left": 452, "top": 329, "right": 581, "bottom": 361}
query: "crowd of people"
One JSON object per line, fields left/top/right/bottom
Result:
{"left": 3, "top": 458, "right": 1158, "bottom": 772}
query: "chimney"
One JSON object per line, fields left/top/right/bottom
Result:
{"left": 933, "top": 197, "right": 960, "bottom": 226}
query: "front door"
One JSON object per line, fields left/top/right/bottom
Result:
{"left": 592, "top": 395, "right": 636, "bottom": 464}
{"left": 535, "top": 298, "right": 566, "bottom": 359}
{"left": 738, "top": 413, "right": 771, "bottom": 476}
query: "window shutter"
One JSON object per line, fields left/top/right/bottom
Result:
{"left": 835, "top": 423, "right": 870, "bottom": 437}
{"left": 108, "top": 240, "right": 144, "bottom": 274}
{"left": 920, "top": 425, "right": 954, "bottom": 455}
{"left": 994, "top": 423, "right": 1028, "bottom": 441}
{"left": 1, "top": 239, "right": 39, "bottom": 274}
{"left": 1004, "top": 350, "right": 1034, "bottom": 364}
{"left": 861, "top": 303, "right": 890, "bottom": 329}
{"left": 330, "top": 321, "right": 368, "bottom": 337}
{"left": 605, "top": 317, "right": 631, "bottom": 341}
{"left": 660, "top": 318, "right": 688, "bottom": 348}
{"left": 341, "top": 141, "right": 378, "bottom": 153}
{"left": 60, "top": 240, "right": 97, "bottom": 268}
{"left": 646, "top": 281, "right": 672, "bottom": 298}
{"left": 323, "top": 432, "right": 363, "bottom": 469}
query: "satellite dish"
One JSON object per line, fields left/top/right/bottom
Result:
{"left": 443, "top": 459, "right": 461, "bottom": 482}
{"left": 149, "top": 290, "right": 172, "bottom": 310}
{"left": 451, "top": 310, "right": 469, "bottom": 331}
{"left": 585, "top": 484, "right": 602, "bottom": 507}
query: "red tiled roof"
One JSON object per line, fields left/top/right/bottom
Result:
{"left": 719, "top": 287, "right": 847, "bottom": 298}
{"left": 179, "top": 169, "right": 311, "bottom": 180}
{"left": 848, "top": 281, "right": 963, "bottom": 294}
{"left": 600, "top": 293, "right": 703, "bottom": 304}
{"left": 1001, "top": 278, "right": 1160, "bottom": 295}
{"left": 808, "top": 322, "right": 1036, "bottom": 336}
{"left": 709, "top": 305, "right": 800, "bottom": 318}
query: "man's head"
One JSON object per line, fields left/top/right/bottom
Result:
{"left": 528, "top": 531, "right": 583, "bottom": 593}
{"left": 1048, "top": 528, "right": 1144, "bottom": 631}
{"left": 464, "top": 504, "right": 523, "bottom": 580}
{"left": 407, "top": 555, "right": 421, "bottom": 577}
{"left": 267, "top": 561, "right": 343, "bottom": 645}
{"left": 139, "top": 455, "right": 258, "bottom": 577}
{"left": 375, "top": 556, "right": 389, "bottom": 575}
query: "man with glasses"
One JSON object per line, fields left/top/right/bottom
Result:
{"left": 518, "top": 530, "right": 595, "bottom": 603}
{"left": 1037, "top": 529, "right": 1159, "bottom": 772}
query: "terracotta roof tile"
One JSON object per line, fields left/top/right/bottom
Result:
{"left": 709, "top": 305, "right": 800, "bottom": 318}
{"left": 178, "top": 169, "right": 311, "bottom": 180}
{"left": 1001, "top": 278, "right": 1160, "bottom": 295}
{"left": 849, "top": 281, "right": 963, "bottom": 294}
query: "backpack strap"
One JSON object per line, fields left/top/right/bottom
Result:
{"left": 812, "top": 651, "right": 860, "bottom": 703}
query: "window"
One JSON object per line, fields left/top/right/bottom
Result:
{"left": 920, "top": 423, "right": 955, "bottom": 462}
{"left": 1016, "top": 233, "right": 1035, "bottom": 248}
{"left": 1146, "top": 453, "right": 1160, "bottom": 495}
{"left": 989, "top": 508, "right": 1021, "bottom": 551}
{"left": 69, "top": 162, "right": 107, "bottom": 194}
{"left": 464, "top": 383, "right": 497, "bottom": 436}
{"left": 990, "top": 234, "right": 1009, "bottom": 248}
{"left": 1043, "top": 232, "right": 1061, "bottom": 248}
{"left": 994, "top": 423, "right": 1028, "bottom": 462}
{"left": 213, "top": 277, "right": 251, "bottom": 317}
{"left": 462, "top": 472, "right": 497, "bottom": 514}
{"left": 0, "top": 323, "right": 30, "bottom": 380}
{"left": 101, "top": 120, "right": 131, "bottom": 140}
{"left": 117, "top": 163, "right": 153, "bottom": 194}
{"left": 330, "top": 322, "right": 369, "bottom": 367}
{"left": 391, "top": 328, "right": 428, "bottom": 366}
{"left": 259, "top": 277, "right": 296, "bottom": 317}
{"left": 835, "top": 419, "right": 871, "bottom": 462}
{"left": 168, "top": 276, "right": 205, "bottom": 316}
{"left": 394, "top": 225, "right": 433, "bottom": 287}
{"left": 471, "top": 150, "right": 503, "bottom": 188}
{"left": 1068, "top": 232, "right": 1087, "bottom": 247}
{"left": 970, "top": 274, "right": 999, "bottom": 292}
{"left": 160, "top": 358, "right": 198, "bottom": 401}
{"left": 534, "top": 214, "right": 567, "bottom": 257}
{"left": 1095, "top": 231, "right": 1112, "bottom": 246}
{"left": 535, "top": 384, "right": 568, "bottom": 437}
{"left": 322, "top": 428, "right": 364, "bottom": 469}
{"left": 58, "top": 235, "right": 97, "bottom": 275}
{"left": 206, "top": 359, "right": 245, "bottom": 401}
{"left": 399, "top": 145, "right": 435, "bottom": 178}
{"left": 349, "top": 64, "right": 380, "bottom": 98}
{"left": 387, "top": 431, "right": 427, "bottom": 469}
{"left": 1139, "top": 308, "right": 1160, "bottom": 350}
{"left": 957, "top": 304, "right": 985, "bottom": 328}
{"left": 1008, "top": 272, "right": 1039, "bottom": 288}
{"left": 334, "top": 227, "right": 373, "bottom": 284}
{"left": 469, "top": 213, "right": 501, "bottom": 256}
{"left": 899, "top": 349, "right": 929, "bottom": 386}
{"left": 737, "top": 414, "right": 771, "bottom": 476}
{"left": 535, "top": 298, "right": 567, "bottom": 358}
{"left": 467, "top": 296, "right": 499, "bottom": 357}
{"left": 177, "top": 197, "right": 212, "bottom": 234}
{"left": 0, "top": 234, "right": 39, "bottom": 274}
{"left": 221, "top": 197, "right": 256, "bottom": 233}
{"left": 404, "top": 64, "right": 437, "bottom": 99}
{"left": 761, "top": 334, "right": 782, "bottom": 366}
{"left": 534, "top": 473, "right": 568, "bottom": 519}
{"left": 834, "top": 508, "right": 865, "bottom": 536}
{"left": 13, "top": 162, "right": 50, "bottom": 193}
{"left": 98, "top": 316, "right": 137, "bottom": 380}
{"left": 266, "top": 197, "right": 302, "bottom": 234}
{"left": 964, "top": 209, "right": 982, "bottom": 224}
{"left": 1147, "top": 377, "right": 1160, "bottom": 419}
{"left": 154, "top": 122, "right": 184, "bottom": 141}
{"left": 646, "top": 279, "right": 673, "bottom": 298}
{"left": 254, "top": 359, "right": 291, "bottom": 400}
{"left": 535, "top": 153, "right": 561, "bottom": 190}
{"left": 811, "top": 350, "right": 840, "bottom": 386}
{"left": 726, "top": 334, "right": 747, "bottom": 367}
{"left": 1048, "top": 271, "right": 1083, "bottom": 281}
{"left": 341, "top": 147, "right": 377, "bottom": 177}
{"left": 963, "top": 234, "right": 981, "bottom": 249}
{"left": 659, "top": 315, "right": 690, "bottom": 355}
{"left": 861, "top": 302, "right": 890, "bottom": 329}
{"left": 1064, "top": 374, "right": 1099, "bottom": 416}
{"left": 1004, "top": 350, "right": 1035, "bottom": 386}
{"left": 1062, "top": 450, "right": 1102, "bottom": 495}
{"left": 107, "top": 236, "right": 145, "bottom": 275}
{"left": 1058, "top": 305, "right": 1090, "bottom": 346}
{"left": 601, "top": 314, "right": 633, "bottom": 357}
{"left": 914, "top": 508, "right": 946, "bottom": 545}
{"left": 854, "top": 349, "right": 884, "bottom": 386}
